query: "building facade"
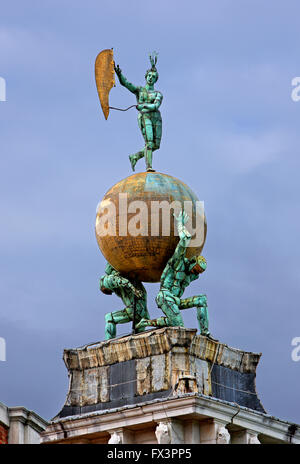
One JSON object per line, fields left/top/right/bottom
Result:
{"left": 0, "top": 402, "right": 48, "bottom": 444}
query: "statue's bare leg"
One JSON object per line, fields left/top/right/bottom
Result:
{"left": 105, "top": 299, "right": 150, "bottom": 338}
{"left": 153, "top": 117, "right": 162, "bottom": 151}
{"left": 129, "top": 151, "right": 144, "bottom": 171}
{"left": 137, "top": 290, "right": 184, "bottom": 330}
{"left": 134, "top": 300, "right": 151, "bottom": 333}
{"left": 136, "top": 316, "right": 167, "bottom": 329}
{"left": 179, "top": 295, "right": 209, "bottom": 336}
{"left": 143, "top": 117, "right": 155, "bottom": 171}
{"left": 129, "top": 115, "right": 146, "bottom": 171}
{"left": 143, "top": 113, "right": 162, "bottom": 171}
{"left": 157, "top": 290, "right": 184, "bottom": 326}
{"left": 137, "top": 290, "right": 185, "bottom": 330}
{"left": 105, "top": 307, "right": 133, "bottom": 340}
{"left": 197, "top": 305, "right": 209, "bottom": 336}
{"left": 129, "top": 114, "right": 161, "bottom": 172}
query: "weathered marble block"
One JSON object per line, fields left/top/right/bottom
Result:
{"left": 58, "top": 327, "right": 264, "bottom": 418}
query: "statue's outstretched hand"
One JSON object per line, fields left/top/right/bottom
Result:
{"left": 114, "top": 63, "right": 122, "bottom": 77}
{"left": 174, "top": 210, "right": 189, "bottom": 226}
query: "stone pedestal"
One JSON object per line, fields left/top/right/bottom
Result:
{"left": 41, "top": 328, "right": 300, "bottom": 444}
{"left": 58, "top": 327, "right": 264, "bottom": 418}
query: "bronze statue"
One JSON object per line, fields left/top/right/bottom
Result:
{"left": 136, "top": 211, "right": 209, "bottom": 336}
{"left": 100, "top": 263, "right": 150, "bottom": 340}
{"left": 114, "top": 52, "right": 163, "bottom": 172}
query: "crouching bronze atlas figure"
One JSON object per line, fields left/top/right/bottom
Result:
{"left": 136, "top": 211, "right": 209, "bottom": 336}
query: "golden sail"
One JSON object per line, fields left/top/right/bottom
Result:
{"left": 95, "top": 49, "right": 115, "bottom": 120}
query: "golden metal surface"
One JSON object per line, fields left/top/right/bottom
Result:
{"left": 95, "top": 49, "right": 115, "bottom": 120}
{"left": 95, "top": 172, "right": 207, "bottom": 282}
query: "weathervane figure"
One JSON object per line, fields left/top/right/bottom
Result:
{"left": 95, "top": 49, "right": 163, "bottom": 172}
{"left": 114, "top": 52, "right": 163, "bottom": 172}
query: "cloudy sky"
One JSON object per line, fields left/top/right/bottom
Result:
{"left": 1, "top": 0, "right": 300, "bottom": 423}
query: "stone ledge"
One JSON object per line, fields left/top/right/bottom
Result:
{"left": 41, "top": 394, "right": 300, "bottom": 445}
{"left": 8, "top": 407, "right": 49, "bottom": 433}
{"left": 63, "top": 327, "right": 261, "bottom": 374}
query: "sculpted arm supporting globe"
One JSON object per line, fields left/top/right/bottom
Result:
{"left": 136, "top": 212, "right": 210, "bottom": 336}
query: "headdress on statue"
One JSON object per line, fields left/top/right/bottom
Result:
{"left": 145, "top": 51, "right": 159, "bottom": 82}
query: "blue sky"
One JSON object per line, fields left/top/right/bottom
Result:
{"left": 0, "top": 0, "right": 300, "bottom": 423}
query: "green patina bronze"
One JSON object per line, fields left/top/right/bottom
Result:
{"left": 114, "top": 52, "right": 163, "bottom": 172}
{"left": 100, "top": 263, "right": 150, "bottom": 340}
{"left": 136, "top": 211, "right": 209, "bottom": 336}
{"left": 96, "top": 50, "right": 210, "bottom": 339}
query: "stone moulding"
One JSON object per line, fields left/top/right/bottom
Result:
{"left": 63, "top": 327, "right": 260, "bottom": 372}
{"left": 58, "top": 327, "right": 264, "bottom": 419}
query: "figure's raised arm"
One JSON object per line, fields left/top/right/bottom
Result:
{"left": 114, "top": 64, "right": 139, "bottom": 95}
{"left": 168, "top": 211, "right": 191, "bottom": 268}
